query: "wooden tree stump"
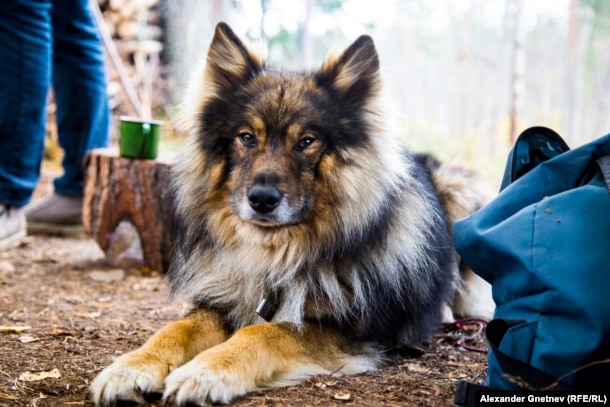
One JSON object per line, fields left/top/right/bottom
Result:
{"left": 83, "top": 148, "right": 174, "bottom": 272}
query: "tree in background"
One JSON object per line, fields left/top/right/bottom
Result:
{"left": 164, "top": 0, "right": 610, "bottom": 179}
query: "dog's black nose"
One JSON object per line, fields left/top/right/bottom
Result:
{"left": 248, "top": 185, "right": 282, "bottom": 213}
{"left": 248, "top": 173, "right": 282, "bottom": 214}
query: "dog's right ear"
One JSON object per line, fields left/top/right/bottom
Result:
{"left": 204, "top": 22, "right": 264, "bottom": 98}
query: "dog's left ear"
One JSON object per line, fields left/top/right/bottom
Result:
{"left": 316, "top": 35, "right": 380, "bottom": 103}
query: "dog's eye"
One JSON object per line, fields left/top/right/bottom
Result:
{"left": 239, "top": 132, "right": 257, "bottom": 147}
{"left": 295, "top": 136, "right": 316, "bottom": 152}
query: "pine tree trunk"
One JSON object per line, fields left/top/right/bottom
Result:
{"left": 508, "top": 0, "right": 525, "bottom": 145}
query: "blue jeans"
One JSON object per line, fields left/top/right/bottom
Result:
{"left": 0, "top": 0, "right": 110, "bottom": 207}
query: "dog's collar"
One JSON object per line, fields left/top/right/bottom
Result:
{"left": 255, "top": 288, "right": 283, "bottom": 322}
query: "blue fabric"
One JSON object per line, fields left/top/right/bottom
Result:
{"left": 454, "top": 128, "right": 610, "bottom": 390}
{"left": 0, "top": 0, "right": 109, "bottom": 206}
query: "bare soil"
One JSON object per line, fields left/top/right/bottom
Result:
{"left": 0, "top": 171, "right": 488, "bottom": 407}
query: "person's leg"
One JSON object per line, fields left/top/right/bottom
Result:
{"left": 51, "top": 0, "right": 110, "bottom": 196}
{"left": 25, "top": 0, "right": 110, "bottom": 235}
{"left": 0, "top": 0, "right": 53, "bottom": 207}
{"left": 0, "top": 0, "right": 52, "bottom": 249}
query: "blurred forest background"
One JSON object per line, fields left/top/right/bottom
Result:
{"left": 99, "top": 0, "right": 610, "bottom": 184}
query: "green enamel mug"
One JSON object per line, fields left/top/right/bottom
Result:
{"left": 119, "top": 116, "right": 164, "bottom": 159}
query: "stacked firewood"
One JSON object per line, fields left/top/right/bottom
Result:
{"left": 100, "top": 0, "right": 163, "bottom": 43}
{"left": 96, "top": 0, "right": 168, "bottom": 121}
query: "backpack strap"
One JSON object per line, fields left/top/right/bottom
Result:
{"left": 486, "top": 319, "right": 564, "bottom": 390}
{"left": 454, "top": 320, "right": 564, "bottom": 406}
{"left": 454, "top": 380, "right": 492, "bottom": 406}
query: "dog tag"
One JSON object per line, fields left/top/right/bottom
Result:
{"left": 256, "top": 289, "right": 282, "bottom": 322}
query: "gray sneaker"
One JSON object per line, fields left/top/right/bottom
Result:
{"left": 25, "top": 194, "right": 85, "bottom": 236}
{"left": 0, "top": 203, "right": 26, "bottom": 251}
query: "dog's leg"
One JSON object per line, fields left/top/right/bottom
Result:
{"left": 90, "top": 309, "right": 228, "bottom": 406}
{"left": 162, "top": 321, "right": 378, "bottom": 406}
{"left": 452, "top": 266, "right": 495, "bottom": 319}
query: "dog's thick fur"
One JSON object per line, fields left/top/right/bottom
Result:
{"left": 90, "top": 23, "right": 493, "bottom": 406}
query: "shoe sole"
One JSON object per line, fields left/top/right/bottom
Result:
{"left": 27, "top": 222, "right": 85, "bottom": 237}
{"left": 0, "top": 229, "right": 27, "bottom": 251}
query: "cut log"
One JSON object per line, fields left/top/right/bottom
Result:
{"left": 83, "top": 148, "right": 174, "bottom": 272}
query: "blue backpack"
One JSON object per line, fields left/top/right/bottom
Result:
{"left": 453, "top": 127, "right": 610, "bottom": 401}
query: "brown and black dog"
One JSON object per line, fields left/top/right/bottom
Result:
{"left": 91, "top": 22, "right": 493, "bottom": 406}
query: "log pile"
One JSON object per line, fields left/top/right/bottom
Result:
{"left": 96, "top": 0, "right": 167, "bottom": 120}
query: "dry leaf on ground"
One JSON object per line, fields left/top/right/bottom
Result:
{"left": 0, "top": 326, "right": 31, "bottom": 334}
{"left": 19, "top": 369, "right": 62, "bottom": 382}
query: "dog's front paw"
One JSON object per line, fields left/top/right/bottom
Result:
{"left": 163, "top": 357, "right": 253, "bottom": 406}
{"left": 90, "top": 352, "right": 169, "bottom": 406}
